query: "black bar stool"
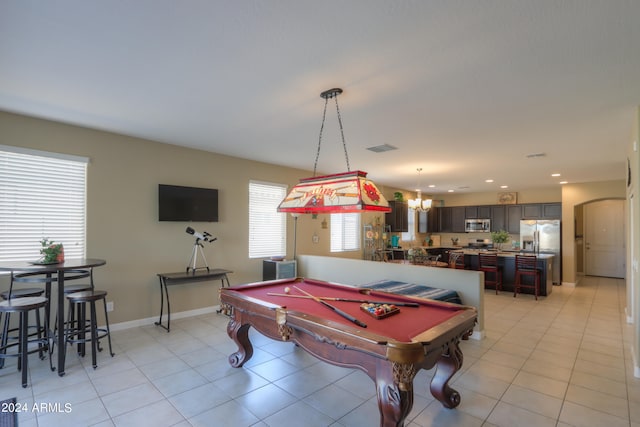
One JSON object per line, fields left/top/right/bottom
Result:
{"left": 514, "top": 255, "right": 541, "bottom": 300}
{"left": 0, "top": 274, "right": 53, "bottom": 387}
{"left": 478, "top": 252, "right": 502, "bottom": 294}
{"left": 65, "top": 289, "right": 114, "bottom": 369}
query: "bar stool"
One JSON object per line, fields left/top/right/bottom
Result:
{"left": 478, "top": 252, "right": 502, "bottom": 294}
{"left": 514, "top": 255, "right": 541, "bottom": 300}
{"left": 0, "top": 275, "right": 53, "bottom": 387}
{"left": 0, "top": 271, "right": 56, "bottom": 369}
{"left": 65, "top": 290, "right": 114, "bottom": 369}
{"left": 447, "top": 251, "right": 465, "bottom": 269}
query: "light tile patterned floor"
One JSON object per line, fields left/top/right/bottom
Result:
{"left": 0, "top": 275, "right": 636, "bottom": 426}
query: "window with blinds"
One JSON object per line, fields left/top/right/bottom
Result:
{"left": 330, "top": 213, "right": 361, "bottom": 252}
{"left": 248, "top": 180, "right": 287, "bottom": 258}
{"left": 0, "top": 145, "right": 88, "bottom": 262}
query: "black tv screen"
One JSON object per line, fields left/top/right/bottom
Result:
{"left": 158, "top": 184, "right": 219, "bottom": 222}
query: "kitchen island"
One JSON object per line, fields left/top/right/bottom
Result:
{"left": 419, "top": 247, "right": 554, "bottom": 296}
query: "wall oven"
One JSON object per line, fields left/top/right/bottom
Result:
{"left": 465, "top": 219, "right": 491, "bottom": 233}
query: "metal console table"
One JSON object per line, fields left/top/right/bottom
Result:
{"left": 155, "top": 268, "right": 232, "bottom": 332}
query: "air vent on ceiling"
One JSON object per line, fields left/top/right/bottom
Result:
{"left": 526, "top": 152, "right": 546, "bottom": 158}
{"left": 366, "top": 144, "right": 398, "bottom": 153}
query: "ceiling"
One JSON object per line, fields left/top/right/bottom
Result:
{"left": 1, "top": 1, "right": 639, "bottom": 195}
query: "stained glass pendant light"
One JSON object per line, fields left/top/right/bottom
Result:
{"left": 277, "top": 88, "right": 391, "bottom": 214}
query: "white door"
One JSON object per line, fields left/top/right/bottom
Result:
{"left": 585, "top": 199, "right": 625, "bottom": 278}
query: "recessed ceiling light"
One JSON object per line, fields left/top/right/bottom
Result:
{"left": 551, "top": 173, "right": 561, "bottom": 177}
{"left": 500, "top": 185, "right": 509, "bottom": 189}
{"left": 428, "top": 184, "right": 435, "bottom": 188}
{"left": 559, "top": 181, "right": 568, "bottom": 185}
{"left": 485, "top": 179, "right": 494, "bottom": 183}
{"left": 448, "top": 189, "right": 455, "bottom": 193}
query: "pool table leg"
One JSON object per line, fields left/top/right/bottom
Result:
{"left": 429, "top": 340, "right": 463, "bottom": 409}
{"left": 226, "top": 319, "right": 253, "bottom": 367}
{"left": 375, "top": 360, "right": 415, "bottom": 427}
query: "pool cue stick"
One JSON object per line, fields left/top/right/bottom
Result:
{"left": 267, "top": 292, "right": 419, "bottom": 307}
{"left": 292, "top": 286, "right": 367, "bottom": 328}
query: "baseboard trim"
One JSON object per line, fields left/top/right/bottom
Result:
{"left": 108, "top": 305, "right": 221, "bottom": 332}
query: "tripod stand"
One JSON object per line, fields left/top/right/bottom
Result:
{"left": 186, "top": 238, "right": 210, "bottom": 273}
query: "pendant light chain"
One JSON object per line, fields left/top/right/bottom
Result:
{"left": 312, "top": 96, "right": 329, "bottom": 176}
{"left": 333, "top": 95, "right": 351, "bottom": 172}
{"left": 312, "top": 88, "right": 351, "bottom": 176}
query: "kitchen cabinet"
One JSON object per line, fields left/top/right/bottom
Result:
{"left": 490, "top": 205, "right": 506, "bottom": 231}
{"left": 506, "top": 205, "right": 522, "bottom": 234}
{"left": 418, "top": 207, "right": 440, "bottom": 233}
{"left": 521, "top": 203, "right": 562, "bottom": 220}
{"left": 439, "top": 207, "right": 465, "bottom": 232}
{"left": 542, "top": 203, "right": 561, "bottom": 218}
{"left": 450, "top": 207, "right": 465, "bottom": 232}
{"left": 385, "top": 201, "right": 408, "bottom": 232}
{"left": 465, "top": 206, "right": 491, "bottom": 219}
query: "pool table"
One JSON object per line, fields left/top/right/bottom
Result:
{"left": 219, "top": 277, "right": 477, "bottom": 427}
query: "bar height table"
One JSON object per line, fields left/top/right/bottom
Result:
{"left": 156, "top": 268, "right": 232, "bottom": 332}
{"left": 0, "top": 258, "right": 107, "bottom": 376}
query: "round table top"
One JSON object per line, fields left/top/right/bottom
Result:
{"left": 0, "top": 258, "right": 106, "bottom": 272}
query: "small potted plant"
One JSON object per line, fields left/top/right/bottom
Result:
{"left": 490, "top": 230, "right": 510, "bottom": 251}
{"left": 393, "top": 192, "right": 404, "bottom": 201}
{"left": 40, "top": 238, "right": 64, "bottom": 263}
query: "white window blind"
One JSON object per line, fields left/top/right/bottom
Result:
{"left": 402, "top": 209, "right": 416, "bottom": 242}
{"left": 248, "top": 180, "right": 287, "bottom": 258}
{"left": 0, "top": 146, "right": 88, "bottom": 262}
{"left": 330, "top": 213, "right": 361, "bottom": 252}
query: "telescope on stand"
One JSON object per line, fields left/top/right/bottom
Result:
{"left": 185, "top": 226, "right": 217, "bottom": 273}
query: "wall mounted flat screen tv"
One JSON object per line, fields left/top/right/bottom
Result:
{"left": 158, "top": 184, "right": 218, "bottom": 222}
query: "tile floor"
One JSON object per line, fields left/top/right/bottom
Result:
{"left": 0, "top": 275, "right": 637, "bottom": 426}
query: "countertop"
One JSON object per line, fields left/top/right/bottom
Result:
{"left": 390, "top": 246, "right": 554, "bottom": 259}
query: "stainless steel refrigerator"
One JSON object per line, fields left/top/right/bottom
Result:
{"left": 520, "top": 219, "right": 561, "bottom": 285}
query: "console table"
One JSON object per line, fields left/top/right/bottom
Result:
{"left": 155, "top": 268, "right": 232, "bottom": 332}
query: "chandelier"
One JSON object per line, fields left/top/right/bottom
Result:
{"left": 277, "top": 88, "right": 391, "bottom": 214}
{"left": 407, "top": 168, "right": 432, "bottom": 212}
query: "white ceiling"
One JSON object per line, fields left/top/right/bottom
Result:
{"left": 1, "top": 1, "right": 639, "bottom": 194}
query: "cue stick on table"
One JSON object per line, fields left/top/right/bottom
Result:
{"left": 267, "top": 292, "right": 419, "bottom": 307}
{"left": 292, "top": 286, "right": 367, "bottom": 328}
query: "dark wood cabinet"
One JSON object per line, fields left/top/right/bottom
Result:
{"left": 451, "top": 207, "right": 466, "bottom": 233}
{"left": 490, "top": 205, "right": 506, "bottom": 231}
{"left": 521, "top": 203, "right": 562, "bottom": 220}
{"left": 439, "top": 207, "right": 452, "bottom": 232}
{"left": 385, "top": 201, "right": 408, "bottom": 232}
{"left": 439, "top": 206, "right": 465, "bottom": 233}
{"left": 418, "top": 207, "right": 440, "bottom": 233}
{"left": 522, "top": 204, "right": 542, "bottom": 219}
{"left": 433, "top": 202, "right": 559, "bottom": 235}
{"left": 542, "top": 203, "right": 561, "bottom": 218}
{"left": 506, "top": 205, "right": 522, "bottom": 234}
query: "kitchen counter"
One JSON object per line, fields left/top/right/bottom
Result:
{"left": 401, "top": 246, "right": 554, "bottom": 296}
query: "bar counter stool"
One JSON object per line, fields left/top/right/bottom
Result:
{"left": 65, "top": 289, "right": 114, "bottom": 369}
{"left": 447, "top": 251, "right": 465, "bottom": 269}
{"left": 478, "top": 252, "right": 502, "bottom": 294}
{"left": 514, "top": 255, "right": 541, "bottom": 300}
{"left": 0, "top": 274, "right": 53, "bottom": 387}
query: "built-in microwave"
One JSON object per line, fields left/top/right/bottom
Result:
{"left": 465, "top": 218, "right": 491, "bottom": 233}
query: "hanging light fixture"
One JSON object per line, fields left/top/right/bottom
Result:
{"left": 277, "top": 88, "right": 391, "bottom": 214}
{"left": 407, "top": 168, "right": 432, "bottom": 212}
